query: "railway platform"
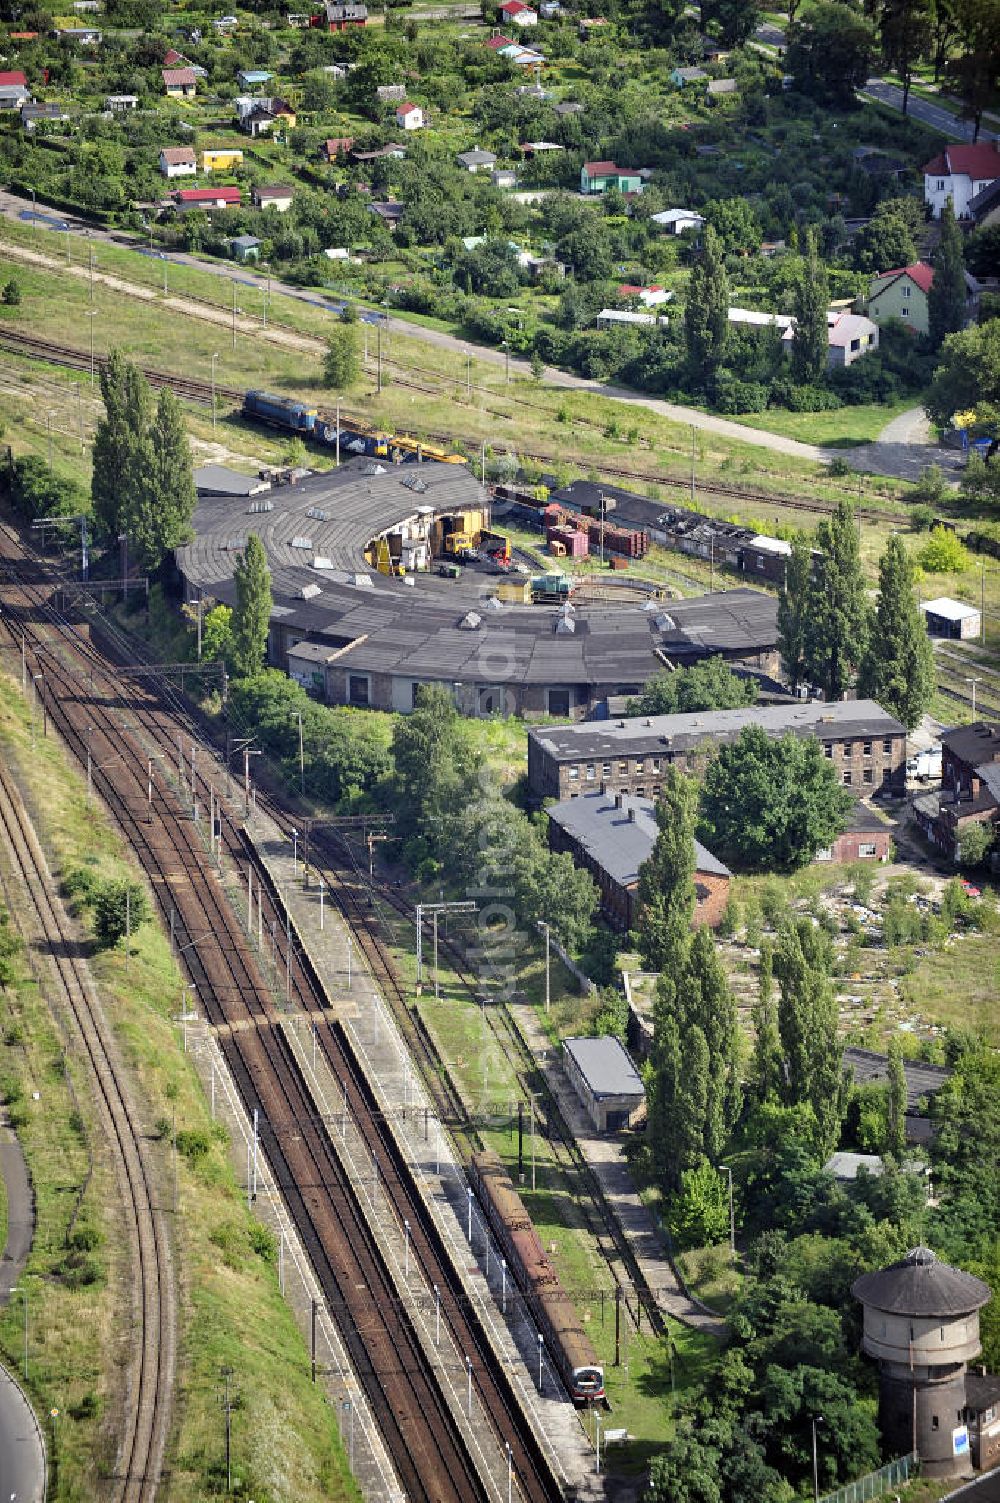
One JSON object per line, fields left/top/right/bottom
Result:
{"left": 511, "top": 1007, "right": 727, "bottom": 1342}
{"left": 243, "top": 812, "right": 604, "bottom": 1503}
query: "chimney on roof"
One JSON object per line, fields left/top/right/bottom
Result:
{"left": 615, "top": 791, "right": 627, "bottom": 812}
{"left": 628, "top": 806, "right": 637, "bottom": 822}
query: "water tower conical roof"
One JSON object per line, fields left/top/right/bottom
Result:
{"left": 852, "top": 1247, "right": 992, "bottom": 1319}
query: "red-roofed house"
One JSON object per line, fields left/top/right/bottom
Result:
{"left": 162, "top": 67, "right": 197, "bottom": 98}
{"left": 618, "top": 283, "right": 669, "bottom": 307}
{"left": 163, "top": 48, "right": 191, "bottom": 66}
{"left": 868, "top": 260, "right": 980, "bottom": 336}
{"left": 581, "top": 160, "right": 642, "bottom": 194}
{"left": 0, "top": 70, "right": 30, "bottom": 108}
{"left": 484, "top": 32, "right": 516, "bottom": 47}
{"left": 323, "top": 136, "right": 354, "bottom": 161}
{"left": 174, "top": 186, "right": 241, "bottom": 209}
{"left": 499, "top": 0, "right": 538, "bottom": 25}
{"left": 395, "top": 101, "right": 423, "bottom": 130}
{"left": 923, "top": 142, "right": 1000, "bottom": 219}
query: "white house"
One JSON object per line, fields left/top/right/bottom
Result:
{"left": 651, "top": 207, "right": 704, "bottom": 234}
{"left": 826, "top": 312, "right": 879, "bottom": 369}
{"left": 499, "top": 0, "right": 538, "bottom": 23}
{"left": 922, "top": 142, "right": 1000, "bottom": 220}
{"left": 618, "top": 283, "right": 670, "bottom": 307}
{"left": 159, "top": 145, "right": 197, "bottom": 178}
{"left": 395, "top": 101, "right": 423, "bottom": 131}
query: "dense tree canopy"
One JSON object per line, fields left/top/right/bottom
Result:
{"left": 626, "top": 659, "right": 757, "bottom": 717}
{"left": 698, "top": 726, "right": 853, "bottom": 871}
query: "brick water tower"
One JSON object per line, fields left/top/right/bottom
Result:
{"left": 852, "top": 1246, "right": 992, "bottom": 1477}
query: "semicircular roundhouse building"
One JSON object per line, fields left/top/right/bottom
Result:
{"left": 852, "top": 1246, "right": 992, "bottom": 1477}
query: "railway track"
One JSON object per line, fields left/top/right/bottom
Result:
{"left": 294, "top": 823, "right": 665, "bottom": 1339}
{"left": 0, "top": 753, "right": 174, "bottom": 1502}
{"left": 0, "top": 325, "right": 911, "bottom": 526}
{"left": 0, "top": 524, "right": 563, "bottom": 1503}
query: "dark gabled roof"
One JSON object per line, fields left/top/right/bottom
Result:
{"left": 852, "top": 1247, "right": 991, "bottom": 1318}
{"left": 841, "top": 1047, "right": 951, "bottom": 1114}
{"left": 547, "top": 790, "right": 729, "bottom": 886}
{"left": 530, "top": 697, "right": 903, "bottom": 763}
{"left": 941, "top": 721, "right": 1000, "bottom": 767}
{"left": 970, "top": 177, "right": 1000, "bottom": 221}
{"left": 965, "top": 1372, "right": 1000, "bottom": 1415}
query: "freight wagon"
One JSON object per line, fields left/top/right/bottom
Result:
{"left": 468, "top": 1149, "right": 605, "bottom": 1406}
{"left": 491, "top": 487, "right": 648, "bottom": 559}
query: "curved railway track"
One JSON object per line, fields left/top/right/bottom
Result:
{"left": 0, "top": 326, "right": 912, "bottom": 525}
{"left": 0, "top": 756, "right": 174, "bottom": 1503}
{"left": 0, "top": 523, "right": 563, "bottom": 1503}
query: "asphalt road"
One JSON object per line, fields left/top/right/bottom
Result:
{"left": 862, "top": 77, "right": 999, "bottom": 142}
{"left": 0, "top": 1121, "right": 43, "bottom": 1503}
{"left": 0, "top": 1363, "right": 45, "bottom": 1503}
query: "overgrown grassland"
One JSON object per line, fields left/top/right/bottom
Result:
{"left": 0, "top": 671, "right": 359, "bottom": 1503}
{"left": 0, "top": 221, "right": 917, "bottom": 510}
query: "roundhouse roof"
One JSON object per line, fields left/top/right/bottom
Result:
{"left": 176, "top": 460, "right": 778, "bottom": 692}
{"left": 852, "top": 1246, "right": 991, "bottom": 1318}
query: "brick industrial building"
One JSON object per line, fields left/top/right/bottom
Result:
{"left": 528, "top": 699, "right": 906, "bottom": 803}
{"left": 546, "top": 789, "right": 731, "bottom": 931}
{"left": 913, "top": 721, "right": 1000, "bottom": 859}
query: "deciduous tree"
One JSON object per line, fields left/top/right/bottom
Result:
{"left": 858, "top": 533, "right": 935, "bottom": 729}
{"left": 627, "top": 659, "right": 757, "bottom": 717}
{"left": 880, "top": 0, "right": 934, "bottom": 112}
{"left": 775, "top": 919, "right": 843, "bottom": 1156}
{"left": 925, "top": 319, "right": 1000, "bottom": 431}
{"left": 786, "top": 1, "right": 877, "bottom": 105}
{"left": 231, "top": 533, "right": 272, "bottom": 679}
{"left": 698, "top": 727, "right": 853, "bottom": 871}
{"left": 91, "top": 348, "right": 153, "bottom": 545}
{"left": 323, "top": 323, "right": 360, "bottom": 388}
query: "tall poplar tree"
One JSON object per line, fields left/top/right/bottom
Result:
{"left": 91, "top": 349, "right": 153, "bottom": 544}
{"left": 128, "top": 389, "right": 197, "bottom": 570}
{"left": 684, "top": 225, "right": 729, "bottom": 383}
{"left": 858, "top": 533, "right": 935, "bottom": 728}
{"left": 231, "top": 534, "right": 272, "bottom": 679}
{"left": 751, "top": 940, "right": 784, "bottom": 1103}
{"left": 777, "top": 535, "right": 812, "bottom": 691}
{"left": 791, "top": 229, "right": 830, "bottom": 384}
{"left": 928, "top": 199, "right": 968, "bottom": 349}
{"left": 887, "top": 1037, "right": 907, "bottom": 1157}
{"left": 91, "top": 351, "right": 197, "bottom": 570}
{"left": 775, "top": 919, "right": 843, "bottom": 1155}
{"left": 635, "top": 768, "right": 698, "bottom": 972}
{"left": 687, "top": 924, "right": 742, "bottom": 1160}
{"left": 804, "top": 500, "right": 869, "bottom": 701}
{"left": 639, "top": 770, "right": 699, "bottom": 1184}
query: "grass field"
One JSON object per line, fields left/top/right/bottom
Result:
{"left": 734, "top": 397, "right": 915, "bottom": 447}
{"left": 0, "top": 671, "right": 359, "bottom": 1503}
{"left": 0, "top": 215, "right": 921, "bottom": 513}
